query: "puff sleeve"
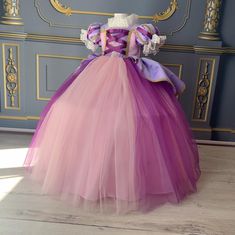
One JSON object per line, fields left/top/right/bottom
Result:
{"left": 135, "top": 24, "right": 166, "bottom": 56}
{"left": 80, "top": 23, "right": 102, "bottom": 52}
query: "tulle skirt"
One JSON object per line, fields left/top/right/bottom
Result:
{"left": 24, "top": 55, "right": 201, "bottom": 213}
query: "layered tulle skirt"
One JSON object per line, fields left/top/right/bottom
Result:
{"left": 24, "top": 55, "right": 201, "bottom": 213}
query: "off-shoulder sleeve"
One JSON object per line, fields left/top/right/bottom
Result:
{"left": 135, "top": 23, "right": 166, "bottom": 56}
{"left": 80, "top": 23, "right": 102, "bottom": 52}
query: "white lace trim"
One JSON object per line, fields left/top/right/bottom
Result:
{"left": 143, "top": 34, "right": 166, "bottom": 56}
{"left": 80, "top": 29, "right": 98, "bottom": 52}
{"left": 108, "top": 14, "right": 138, "bottom": 28}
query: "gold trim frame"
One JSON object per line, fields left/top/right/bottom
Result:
{"left": 163, "top": 63, "right": 183, "bottom": 79}
{"left": 198, "top": 0, "right": 222, "bottom": 41}
{"left": 0, "top": 115, "right": 39, "bottom": 120}
{"left": 36, "top": 54, "right": 85, "bottom": 101}
{"left": 33, "top": 0, "right": 195, "bottom": 34}
{"left": 1, "top": 32, "right": 235, "bottom": 54}
{"left": 192, "top": 58, "right": 216, "bottom": 122}
{"left": 163, "top": 63, "right": 183, "bottom": 99}
{"left": 49, "top": 0, "right": 178, "bottom": 21}
{"left": 192, "top": 127, "right": 235, "bottom": 134}
{"left": 167, "top": 0, "right": 191, "bottom": 35}
{"left": 0, "top": 0, "right": 24, "bottom": 26}
{"left": 35, "top": 0, "right": 82, "bottom": 29}
{"left": 35, "top": 0, "right": 193, "bottom": 36}
{"left": 2, "top": 43, "right": 21, "bottom": 110}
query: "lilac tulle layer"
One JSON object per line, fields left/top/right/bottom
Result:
{"left": 24, "top": 55, "right": 201, "bottom": 213}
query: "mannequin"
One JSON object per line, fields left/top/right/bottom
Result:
{"left": 108, "top": 13, "right": 166, "bottom": 55}
{"left": 81, "top": 13, "right": 166, "bottom": 54}
{"left": 108, "top": 13, "right": 138, "bottom": 28}
{"left": 114, "top": 13, "right": 128, "bottom": 18}
{"left": 24, "top": 10, "right": 200, "bottom": 214}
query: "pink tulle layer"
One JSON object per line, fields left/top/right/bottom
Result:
{"left": 24, "top": 56, "right": 201, "bottom": 213}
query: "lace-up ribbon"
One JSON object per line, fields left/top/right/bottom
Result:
{"left": 104, "top": 29, "right": 129, "bottom": 55}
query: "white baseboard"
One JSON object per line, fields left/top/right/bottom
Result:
{"left": 0, "top": 127, "right": 235, "bottom": 146}
{"left": 196, "top": 139, "right": 235, "bottom": 146}
{"left": 0, "top": 127, "right": 35, "bottom": 133}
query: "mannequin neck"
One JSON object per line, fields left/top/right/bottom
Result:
{"left": 108, "top": 13, "right": 138, "bottom": 28}
{"left": 113, "top": 13, "right": 128, "bottom": 19}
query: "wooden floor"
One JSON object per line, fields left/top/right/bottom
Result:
{"left": 0, "top": 132, "right": 235, "bottom": 235}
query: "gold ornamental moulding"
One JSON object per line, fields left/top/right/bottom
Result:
{"left": 0, "top": 32, "right": 235, "bottom": 54}
{"left": 49, "top": 0, "right": 178, "bottom": 22}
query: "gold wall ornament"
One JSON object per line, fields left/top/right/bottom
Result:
{"left": 49, "top": 0, "right": 178, "bottom": 21}
{"left": 6, "top": 48, "right": 18, "bottom": 107}
{"left": 166, "top": 0, "right": 191, "bottom": 36}
{"left": 0, "top": 0, "right": 24, "bottom": 25}
{"left": 2, "top": 45, "right": 20, "bottom": 110}
{"left": 162, "top": 63, "right": 183, "bottom": 99}
{"left": 0, "top": 115, "right": 40, "bottom": 120}
{"left": 199, "top": 0, "right": 223, "bottom": 40}
{"left": 192, "top": 127, "right": 235, "bottom": 134}
{"left": 35, "top": 0, "right": 82, "bottom": 29}
{"left": 192, "top": 58, "right": 216, "bottom": 121}
{"left": 36, "top": 0, "right": 189, "bottom": 35}
{"left": 162, "top": 63, "right": 183, "bottom": 80}
{"left": 153, "top": 0, "right": 178, "bottom": 22}
{"left": 1, "top": 31, "right": 235, "bottom": 54}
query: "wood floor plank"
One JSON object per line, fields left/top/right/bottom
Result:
{"left": 0, "top": 133, "right": 235, "bottom": 234}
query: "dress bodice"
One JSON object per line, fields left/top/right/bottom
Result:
{"left": 79, "top": 17, "right": 185, "bottom": 96}
{"left": 81, "top": 20, "right": 166, "bottom": 58}
{"left": 102, "top": 28, "right": 130, "bottom": 56}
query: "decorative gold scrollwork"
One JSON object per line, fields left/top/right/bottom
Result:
{"left": 50, "top": 0, "right": 72, "bottom": 16}
{"left": 196, "top": 62, "right": 210, "bottom": 119}
{"left": 199, "top": 0, "right": 223, "bottom": 40}
{"left": 49, "top": 0, "right": 178, "bottom": 21}
{"left": 3, "top": 0, "right": 20, "bottom": 17}
{"left": 192, "top": 58, "right": 216, "bottom": 122}
{"left": 5, "top": 48, "right": 18, "bottom": 107}
{"left": 153, "top": 0, "right": 178, "bottom": 22}
{"left": 0, "top": 0, "right": 24, "bottom": 25}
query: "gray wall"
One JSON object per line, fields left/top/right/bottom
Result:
{"left": 0, "top": 0, "right": 234, "bottom": 141}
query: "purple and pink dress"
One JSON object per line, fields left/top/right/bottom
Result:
{"left": 24, "top": 22, "right": 201, "bottom": 213}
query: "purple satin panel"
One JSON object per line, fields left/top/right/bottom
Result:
{"left": 87, "top": 23, "right": 102, "bottom": 44}
{"left": 88, "top": 27, "right": 99, "bottom": 35}
{"left": 136, "top": 26, "right": 152, "bottom": 40}
{"left": 155, "top": 26, "right": 160, "bottom": 36}
{"left": 107, "top": 28, "right": 129, "bottom": 34}
{"left": 106, "top": 35, "right": 128, "bottom": 45}
{"left": 105, "top": 47, "right": 126, "bottom": 55}
{"left": 24, "top": 55, "right": 97, "bottom": 166}
{"left": 104, "top": 29, "right": 129, "bottom": 55}
{"left": 136, "top": 58, "right": 186, "bottom": 95}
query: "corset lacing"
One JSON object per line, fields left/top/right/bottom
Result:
{"left": 104, "top": 29, "right": 129, "bottom": 56}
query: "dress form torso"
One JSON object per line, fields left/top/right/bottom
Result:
{"left": 81, "top": 13, "right": 166, "bottom": 57}
{"left": 107, "top": 13, "right": 138, "bottom": 28}
{"left": 101, "top": 13, "right": 140, "bottom": 57}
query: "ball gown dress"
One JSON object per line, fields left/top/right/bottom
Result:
{"left": 24, "top": 14, "right": 201, "bottom": 213}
